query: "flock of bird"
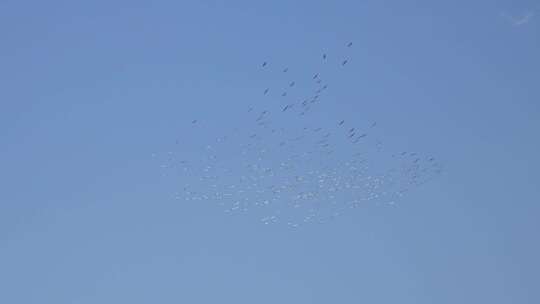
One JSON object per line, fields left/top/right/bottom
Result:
{"left": 154, "top": 42, "right": 443, "bottom": 228}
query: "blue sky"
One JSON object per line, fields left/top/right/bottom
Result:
{"left": 1, "top": 0, "right": 539, "bottom": 303}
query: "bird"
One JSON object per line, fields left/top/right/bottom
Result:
{"left": 501, "top": 12, "right": 535, "bottom": 26}
{"left": 342, "top": 59, "right": 348, "bottom": 66}
{"left": 339, "top": 120, "right": 345, "bottom": 126}
{"left": 323, "top": 54, "right": 327, "bottom": 59}
{"left": 191, "top": 119, "right": 197, "bottom": 124}
{"left": 283, "top": 67, "right": 289, "bottom": 72}
{"left": 262, "top": 61, "right": 267, "bottom": 67}
{"left": 313, "top": 73, "right": 319, "bottom": 79}
{"left": 347, "top": 42, "right": 352, "bottom": 47}
{"left": 264, "top": 88, "right": 269, "bottom": 95}
{"left": 289, "top": 81, "right": 295, "bottom": 87}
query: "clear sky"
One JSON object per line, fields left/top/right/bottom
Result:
{"left": 1, "top": 0, "right": 539, "bottom": 303}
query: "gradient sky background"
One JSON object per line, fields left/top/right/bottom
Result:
{"left": 1, "top": 0, "right": 539, "bottom": 303}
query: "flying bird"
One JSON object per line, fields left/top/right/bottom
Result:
{"left": 501, "top": 11, "right": 535, "bottom": 26}
{"left": 283, "top": 67, "right": 289, "bottom": 72}
{"left": 347, "top": 42, "right": 353, "bottom": 47}
{"left": 339, "top": 120, "right": 345, "bottom": 126}
{"left": 342, "top": 59, "right": 348, "bottom": 66}
{"left": 264, "top": 88, "right": 269, "bottom": 95}
{"left": 262, "top": 62, "right": 267, "bottom": 67}
{"left": 289, "top": 81, "right": 295, "bottom": 87}
{"left": 323, "top": 54, "right": 327, "bottom": 59}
